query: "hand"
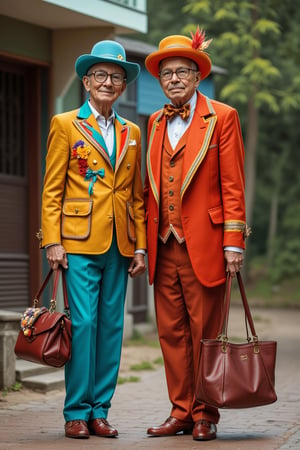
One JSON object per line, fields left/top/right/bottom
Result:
{"left": 128, "top": 253, "right": 146, "bottom": 278}
{"left": 46, "top": 244, "right": 68, "bottom": 270}
{"left": 224, "top": 250, "right": 243, "bottom": 277}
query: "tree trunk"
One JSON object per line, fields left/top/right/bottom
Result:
{"left": 244, "top": 95, "right": 259, "bottom": 227}
{"left": 266, "top": 190, "right": 278, "bottom": 268}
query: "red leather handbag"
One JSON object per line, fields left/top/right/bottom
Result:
{"left": 14, "top": 268, "right": 72, "bottom": 368}
{"left": 195, "top": 272, "right": 277, "bottom": 409}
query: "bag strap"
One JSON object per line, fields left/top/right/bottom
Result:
{"left": 33, "top": 268, "right": 53, "bottom": 303}
{"left": 33, "top": 267, "right": 70, "bottom": 316}
{"left": 218, "top": 272, "right": 257, "bottom": 340}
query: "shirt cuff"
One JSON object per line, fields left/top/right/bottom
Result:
{"left": 134, "top": 249, "right": 146, "bottom": 255}
{"left": 224, "top": 246, "right": 244, "bottom": 253}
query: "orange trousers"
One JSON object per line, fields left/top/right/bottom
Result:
{"left": 154, "top": 235, "right": 225, "bottom": 424}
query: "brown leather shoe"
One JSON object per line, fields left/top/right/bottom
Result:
{"left": 147, "top": 416, "right": 193, "bottom": 436}
{"left": 192, "top": 420, "right": 217, "bottom": 441}
{"left": 88, "top": 418, "right": 118, "bottom": 437}
{"left": 65, "top": 420, "right": 89, "bottom": 439}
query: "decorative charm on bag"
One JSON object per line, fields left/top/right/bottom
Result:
{"left": 20, "top": 306, "right": 48, "bottom": 337}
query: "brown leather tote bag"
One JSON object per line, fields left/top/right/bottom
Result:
{"left": 195, "top": 272, "right": 277, "bottom": 408}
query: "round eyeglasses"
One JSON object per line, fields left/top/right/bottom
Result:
{"left": 87, "top": 70, "right": 126, "bottom": 86}
{"left": 159, "top": 67, "right": 198, "bottom": 81}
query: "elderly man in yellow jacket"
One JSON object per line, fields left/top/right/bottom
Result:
{"left": 39, "top": 40, "right": 146, "bottom": 439}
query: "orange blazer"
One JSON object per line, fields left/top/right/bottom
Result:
{"left": 41, "top": 100, "right": 146, "bottom": 257}
{"left": 144, "top": 92, "right": 246, "bottom": 287}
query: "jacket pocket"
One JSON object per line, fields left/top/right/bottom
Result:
{"left": 208, "top": 205, "right": 224, "bottom": 224}
{"left": 62, "top": 198, "right": 93, "bottom": 240}
{"left": 127, "top": 201, "right": 136, "bottom": 243}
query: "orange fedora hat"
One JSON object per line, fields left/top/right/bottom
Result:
{"left": 145, "top": 28, "right": 212, "bottom": 80}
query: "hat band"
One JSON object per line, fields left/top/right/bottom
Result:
{"left": 164, "top": 44, "right": 190, "bottom": 49}
{"left": 95, "top": 52, "right": 124, "bottom": 60}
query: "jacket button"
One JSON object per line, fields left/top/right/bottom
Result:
{"left": 169, "top": 190, "right": 174, "bottom": 196}
{"left": 169, "top": 205, "right": 174, "bottom": 211}
{"left": 170, "top": 161, "right": 175, "bottom": 167}
{"left": 75, "top": 208, "right": 79, "bottom": 214}
{"left": 169, "top": 176, "right": 174, "bottom": 182}
{"left": 93, "top": 159, "right": 97, "bottom": 165}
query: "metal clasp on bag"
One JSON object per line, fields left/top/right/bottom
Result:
{"left": 218, "top": 335, "right": 228, "bottom": 353}
{"left": 49, "top": 298, "right": 57, "bottom": 313}
{"left": 253, "top": 335, "right": 260, "bottom": 353}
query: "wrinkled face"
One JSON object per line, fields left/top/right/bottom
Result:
{"left": 82, "top": 62, "right": 126, "bottom": 108}
{"left": 159, "top": 57, "right": 201, "bottom": 107}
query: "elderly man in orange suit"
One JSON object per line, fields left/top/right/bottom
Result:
{"left": 144, "top": 28, "right": 248, "bottom": 441}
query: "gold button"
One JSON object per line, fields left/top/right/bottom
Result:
{"left": 127, "top": 164, "right": 131, "bottom": 169}
{"left": 75, "top": 208, "right": 79, "bottom": 214}
{"left": 93, "top": 159, "right": 97, "bottom": 165}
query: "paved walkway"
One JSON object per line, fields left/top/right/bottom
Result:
{"left": 0, "top": 307, "right": 300, "bottom": 450}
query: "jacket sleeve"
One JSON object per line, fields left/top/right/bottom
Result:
{"left": 40, "top": 114, "right": 70, "bottom": 248}
{"left": 219, "top": 107, "right": 246, "bottom": 249}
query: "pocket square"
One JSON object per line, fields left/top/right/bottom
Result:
{"left": 129, "top": 139, "right": 136, "bottom": 146}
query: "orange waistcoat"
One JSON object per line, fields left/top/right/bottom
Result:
{"left": 159, "top": 130, "right": 188, "bottom": 244}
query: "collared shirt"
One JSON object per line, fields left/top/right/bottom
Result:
{"left": 167, "top": 91, "right": 197, "bottom": 149}
{"left": 89, "top": 101, "right": 115, "bottom": 156}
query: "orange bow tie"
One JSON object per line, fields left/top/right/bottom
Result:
{"left": 163, "top": 103, "right": 191, "bottom": 121}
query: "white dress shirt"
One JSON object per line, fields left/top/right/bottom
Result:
{"left": 89, "top": 101, "right": 115, "bottom": 156}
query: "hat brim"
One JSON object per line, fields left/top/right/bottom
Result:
{"left": 75, "top": 55, "right": 140, "bottom": 85}
{"left": 145, "top": 48, "right": 212, "bottom": 80}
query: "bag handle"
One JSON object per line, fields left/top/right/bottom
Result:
{"left": 218, "top": 272, "right": 257, "bottom": 341}
{"left": 33, "top": 267, "right": 70, "bottom": 316}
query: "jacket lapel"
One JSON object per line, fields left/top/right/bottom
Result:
{"left": 73, "top": 101, "right": 111, "bottom": 165}
{"left": 181, "top": 93, "right": 217, "bottom": 199}
{"left": 147, "top": 111, "right": 166, "bottom": 207}
{"left": 114, "top": 114, "right": 130, "bottom": 173}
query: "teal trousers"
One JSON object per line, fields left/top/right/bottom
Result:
{"left": 63, "top": 236, "right": 130, "bottom": 422}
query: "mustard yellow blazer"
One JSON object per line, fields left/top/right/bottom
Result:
{"left": 40, "top": 101, "right": 146, "bottom": 257}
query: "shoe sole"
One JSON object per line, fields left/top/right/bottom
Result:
{"left": 147, "top": 429, "right": 193, "bottom": 436}
{"left": 65, "top": 434, "right": 89, "bottom": 439}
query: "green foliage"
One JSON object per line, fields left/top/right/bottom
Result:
{"left": 153, "top": 356, "right": 164, "bottom": 366}
{"left": 117, "top": 376, "right": 140, "bottom": 385}
{"left": 125, "top": 329, "right": 160, "bottom": 348}
{"left": 2, "top": 382, "right": 22, "bottom": 397}
{"left": 130, "top": 361, "right": 155, "bottom": 371}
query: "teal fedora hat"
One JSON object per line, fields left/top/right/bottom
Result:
{"left": 75, "top": 40, "right": 140, "bottom": 84}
